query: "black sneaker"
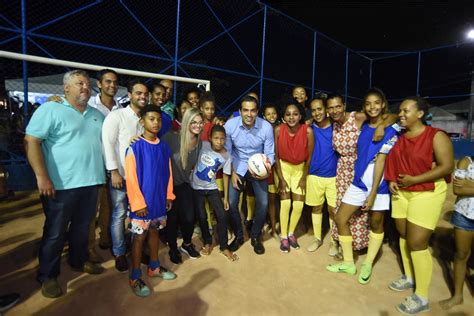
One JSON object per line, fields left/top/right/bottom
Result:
{"left": 180, "top": 243, "right": 201, "bottom": 259}
{"left": 288, "top": 235, "right": 300, "bottom": 249}
{"left": 251, "top": 238, "right": 265, "bottom": 255}
{"left": 169, "top": 249, "right": 183, "bottom": 264}
{"left": 0, "top": 293, "right": 20, "bottom": 312}
{"left": 71, "top": 261, "right": 104, "bottom": 275}
{"left": 228, "top": 237, "right": 244, "bottom": 252}
{"left": 98, "top": 241, "right": 111, "bottom": 250}
{"left": 41, "top": 278, "right": 62, "bottom": 298}
{"left": 115, "top": 255, "right": 129, "bottom": 272}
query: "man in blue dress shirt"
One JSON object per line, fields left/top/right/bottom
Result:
{"left": 224, "top": 96, "right": 275, "bottom": 254}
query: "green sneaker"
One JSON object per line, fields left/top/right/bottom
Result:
{"left": 358, "top": 263, "right": 373, "bottom": 284}
{"left": 147, "top": 266, "right": 177, "bottom": 280}
{"left": 326, "top": 262, "right": 356, "bottom": 275}
{"left": 129, "top": 278, "right": 151, "bottom": 297}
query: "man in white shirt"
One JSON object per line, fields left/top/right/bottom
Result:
{"left": 87, "top": 69, "right": 122, "bottom": 263}
{"left": 88, "top": 69, "right": 122, "bottom": 116}
{"left": 102, "top": 79, "right": 148, "bottom": 272}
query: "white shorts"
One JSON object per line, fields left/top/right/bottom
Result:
{"left": 341, "top": 163, "right": 389, "bottom": 211}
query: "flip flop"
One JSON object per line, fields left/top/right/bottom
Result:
{"left": 200, "top": 245, "right": 211, "bottom": 256}
{"left": 220, "top": 251, "right": 239, "bottom": 262}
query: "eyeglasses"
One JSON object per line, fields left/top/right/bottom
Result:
{"left": 191, "top": 121, "right": 204, "bottom": 126}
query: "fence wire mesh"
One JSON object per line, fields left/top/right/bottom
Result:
{"left": 1, "top": 0, "right": 472, "bottom": 163}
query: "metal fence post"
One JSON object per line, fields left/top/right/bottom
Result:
{"left": 416, "top": 51, "right": 421, "bottom": 95}
{"left": 369, "top": 59, "right": 373, "bottom": 88}
{"left": 259, "top": 5, "right": 267, "bottom": 105}
{"left": 173, "top": 0, "right": 181, "bottom": 104}
{"left": 21, "top": 0, "right": 28, "bottom": 118}
{"left": 468, "top": 67, "right": 473, "bottom": 140}
{"left": 311, "top": 31, "right": 317, "bottom": 96}
{"left": 344, "top": 48, "right": 349, "bottom": 103}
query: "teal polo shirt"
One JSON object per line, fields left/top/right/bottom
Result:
{"left": 26, "top": 100, "right": 106, "bottom": 190}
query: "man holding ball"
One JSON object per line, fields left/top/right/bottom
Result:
{"left": 224, "top": 95, "right": 275, "bottom": 254}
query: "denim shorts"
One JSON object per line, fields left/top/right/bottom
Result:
{"left": 451, "top": 211, "right": 474, "bottom": 232}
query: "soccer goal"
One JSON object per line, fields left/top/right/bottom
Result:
{"left": 0, "top": 50, "right": 211, "bottom": 190}
{"left": 0, "top": 50, "right": 211, "bottom": 109}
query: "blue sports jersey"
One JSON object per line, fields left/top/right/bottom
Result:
{"left": 127, "top": 138, "right": 172, "bottom": 220}
{"left": 352, "top": 123, "right": 400, "bottom": 193}
{"left": 309, "top": 123, "right": 338, "bottom": 177}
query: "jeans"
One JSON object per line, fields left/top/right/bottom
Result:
{"left": 167, "top": 183, "right": 195, "bottom": 251}
{"left": 88, "top": 183, "right": 111, "bottom": 249}
{"left": 193, "top": 189, "right": 229, "bottom": 251}
{"left": 37, "top": 185, "right": 99, "bottom": 283}
{"left": 109, "top": 181, "right": 128, "bottom": 256}
{"left": 228, "top": 171, "right": 269, "bottom": 239}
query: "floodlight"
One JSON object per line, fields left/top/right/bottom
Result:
{"left": 468, "top": 29, "right": 474, "bottom": 39}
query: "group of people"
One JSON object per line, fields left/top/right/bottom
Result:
{"left": 23, "top": 68, "right": 472, "bottom": 314}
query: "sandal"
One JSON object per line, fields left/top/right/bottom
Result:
{"left": 200, "top": 244, "right": 212, "bottom": 256}
{"left": 221, "top": 250, "right": 239, "bottom": 262}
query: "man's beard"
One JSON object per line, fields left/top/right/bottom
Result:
{"left": 75, "top": 94, "right": 90, "bottom": 107}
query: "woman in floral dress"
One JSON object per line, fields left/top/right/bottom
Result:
{"left": 327, "top": 93, "right": 396, "bottom": 253}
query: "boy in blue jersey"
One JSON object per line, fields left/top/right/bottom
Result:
{"left": 326, "top": 88, "right": 400, "bottom": 285}
{"left": 125, "top": 105, "right": 177, "bottom": 297}
{"left": 306, "top": 96, "right": 339, "bottom": 255}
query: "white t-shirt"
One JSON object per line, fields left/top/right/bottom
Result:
{"left": 88, "top": 93, "right": 122, "bottom": 117}
{"left": 191, "top": 141, "right": 231, "bottom": 190}
{"left": 454, "top": 156, "right": 474, "bottom": 220}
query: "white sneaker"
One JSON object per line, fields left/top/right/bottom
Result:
{"left": 307, "top": 238, "right": 323, "bottom": 252}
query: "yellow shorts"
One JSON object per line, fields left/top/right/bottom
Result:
{"left": 268, "top": 173, "right": 279, "bottom": 194}
{"left": 268, "top": 184, "right": 277, "bottom": 194}
{"left": 279, "top": 160, "right": 305, "bottom": 196}
{"left": 305, "top": 175, "right": 337, "bottom": 207}
{"left": 391, "top": 179, "right": 447, "bottom": 230}
{"left": 216, "top": 178, "right": 224, "bottom": 192}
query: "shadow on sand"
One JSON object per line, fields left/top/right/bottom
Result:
{"left": 35, "top": 268, "right": 220, "bottom": 316}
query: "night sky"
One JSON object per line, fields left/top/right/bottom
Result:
{"left": 265, "top": 0, "right": 474, "bottom": 51}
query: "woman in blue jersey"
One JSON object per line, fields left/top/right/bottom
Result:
{"left": 306, "top": 95, "right": 339, "bottom": 255}
{"left": 327, "top": 88, "right": 400, "bottom": 284}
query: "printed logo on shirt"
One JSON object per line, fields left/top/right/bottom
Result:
{"left": 196, "top": 153, "right": 222, "bottom": 183}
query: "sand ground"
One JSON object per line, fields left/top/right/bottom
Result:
{"left": 0, "top": 185, "right": 472, "bottom": 316}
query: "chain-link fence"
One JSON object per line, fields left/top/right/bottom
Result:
{"left": 1, "top": 1, "right": 371, "bottom": 114}
{"left": 369, "top": 41, "right": 474, "bottom": 141}
{"left": 1, "top": 1, "right": 472, "bottom": 189}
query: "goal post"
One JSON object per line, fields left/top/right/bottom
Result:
{"left": 0, "top": 50, "right": 211, "bottom": 113}
{"left": 0, "top": 50, "right": 211, "bottom": 90}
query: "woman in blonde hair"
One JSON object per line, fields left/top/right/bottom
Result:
{"left": 162, "top": 107, "right": 204, "bottom": 264}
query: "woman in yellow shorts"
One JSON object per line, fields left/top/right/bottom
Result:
{"left": 274, "top": 100, "right": 314, "bottom": 252}
{"left": 384, "top": 96, "right": 454, "bottom": 315}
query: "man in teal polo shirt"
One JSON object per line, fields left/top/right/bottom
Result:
{"left": 25, "top": 70, "right": 105, "bottom": 298}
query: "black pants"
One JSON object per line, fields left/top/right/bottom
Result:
{"left": 166, "top": 183, "right": 195, "bottom": 251}
{"left": 193, "top": 189, "right": 229, "bottom": 251}
{"left": 38, "top": 185, "right": 99, "bottom": 282}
